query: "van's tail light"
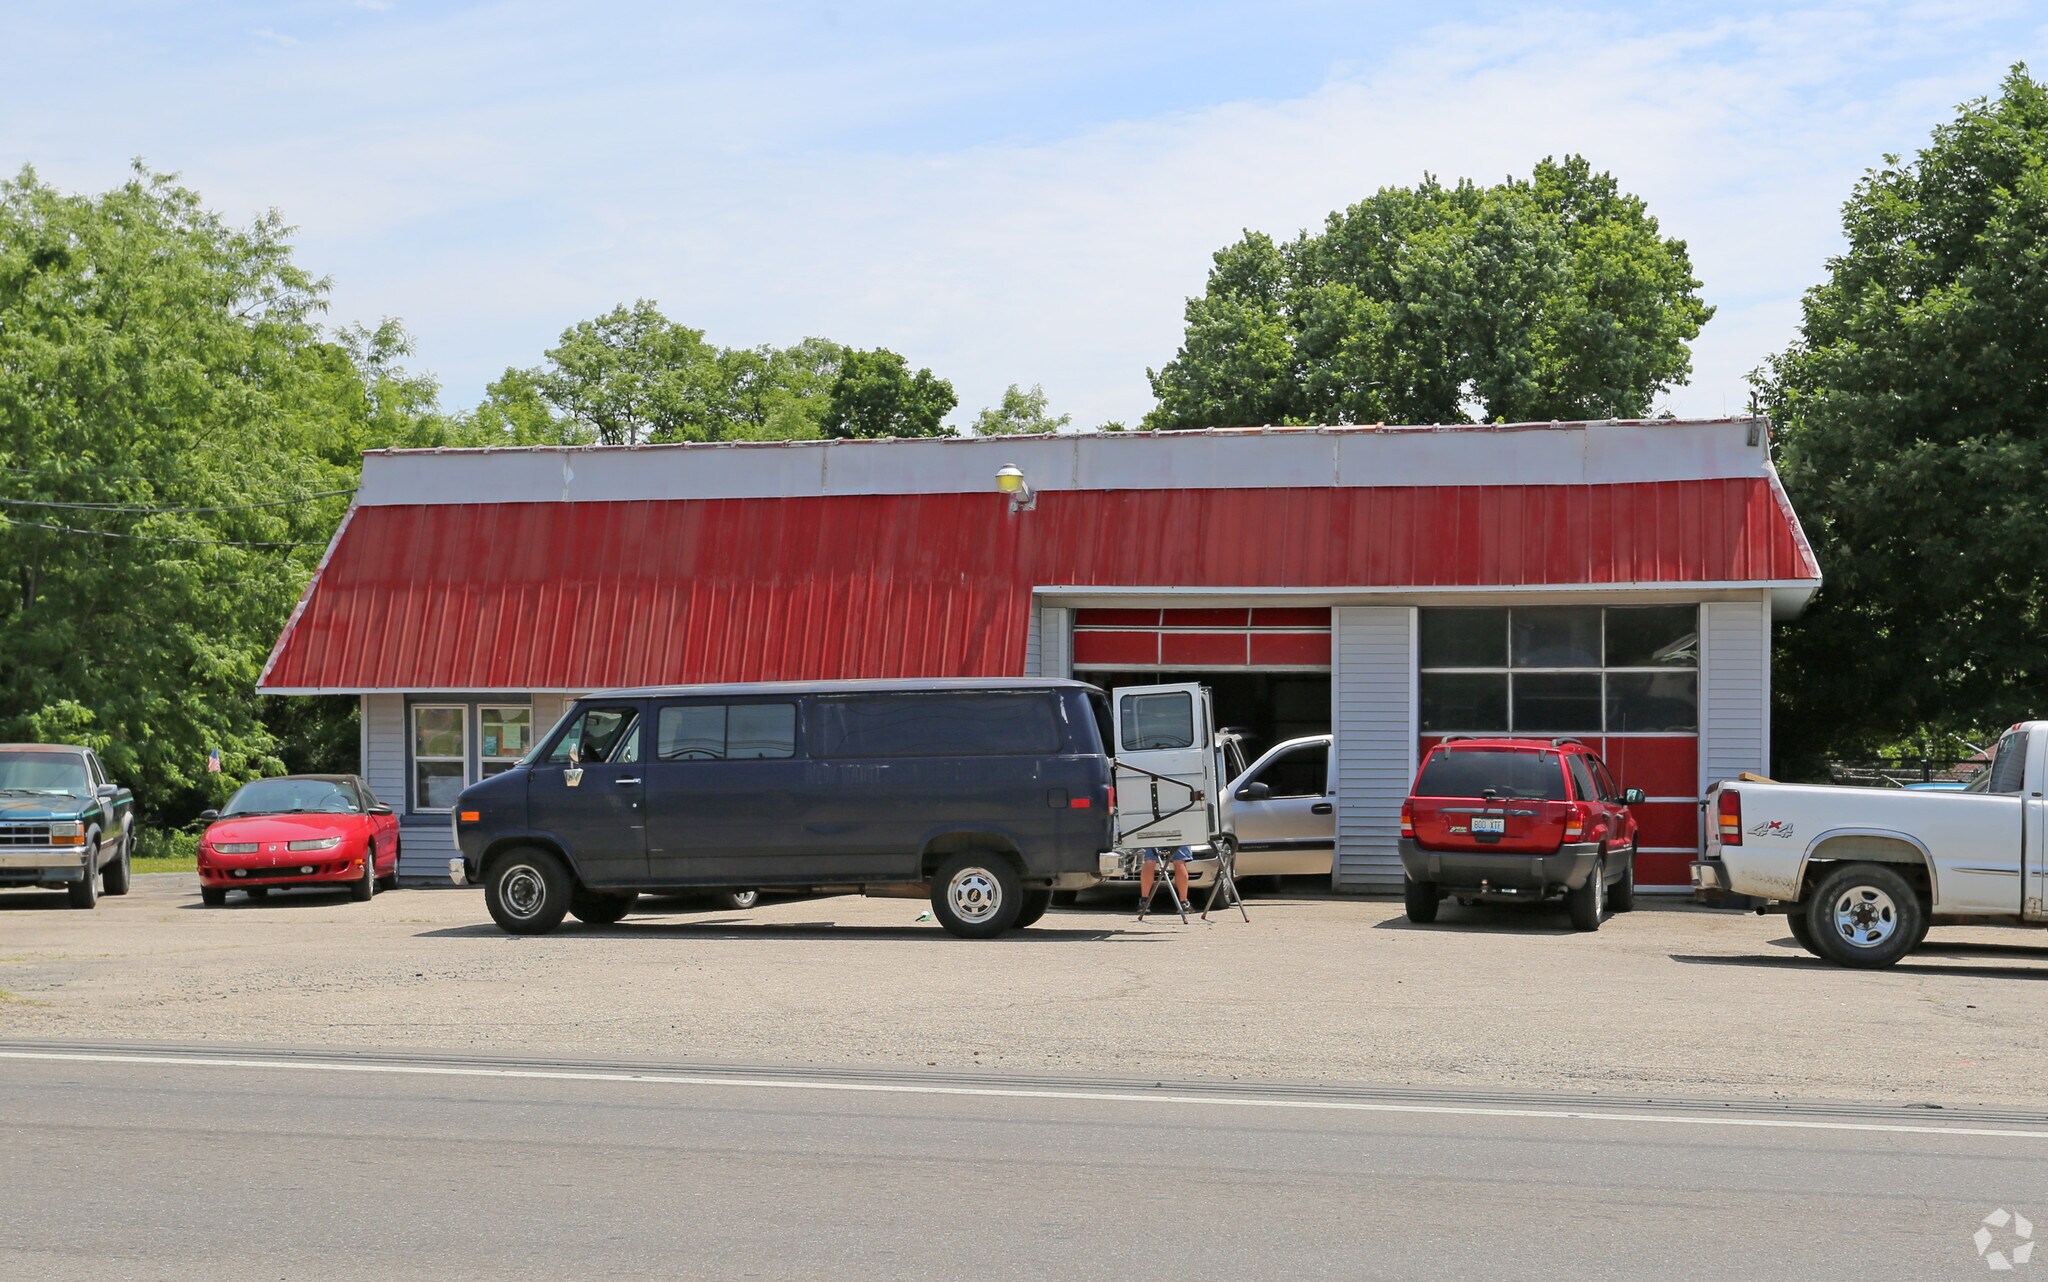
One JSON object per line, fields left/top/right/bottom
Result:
{"left": 1563, "top": 806, "right": 1585, "bottom": 841}
{"left": 1399, "top": 800, "right": 1414, "bottom": 839}
{"left": 1105, "top": 783, "right": 1116, "bottom": 813}
{"left": 1717, "top": 790, "right": 1743, "bottom": 845}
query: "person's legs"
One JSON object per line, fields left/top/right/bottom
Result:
{"left": 1138, "top": 857, "right": 1156, "bottom": 902}
{"left": 1172, "top": 860, "right": 1189, "bottom": 904}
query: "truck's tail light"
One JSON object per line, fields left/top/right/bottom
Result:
{"left": 1399, "top": 800, "right": 1414, "bottom": 839}
{"left": 1564, "top": 807, "right": 1584, "bottom": 841}
{"left": 1718, "top": 790, "right": 1743, "bottom": 845}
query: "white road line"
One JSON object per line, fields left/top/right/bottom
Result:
{"left": 1, "top": 1048, "right": 2040, "bottom": 1141}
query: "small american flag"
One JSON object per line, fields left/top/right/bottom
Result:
{"left": 206, "top": 749, "right": 221, "bottom": 774}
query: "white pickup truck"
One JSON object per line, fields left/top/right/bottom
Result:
{"left": 1693, "top": 722, "right": 2044, "bottom": 968}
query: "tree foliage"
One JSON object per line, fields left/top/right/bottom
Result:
{"left": 1146, "top": 156, "right": 1711, "bottom": 428}
{"left": 477, "top": 300, "right": 848, "bottom": 444}
{"left": 1761, "top": 65, "right": 2048, "bottom": 772}
{"left": 0, "top": 164, "right": 452, "bottom": 820}
{"left": 972, "top": 383, "right": 1071, "bottom": 436}
{"left": 820, "top": 347, "right": 958, "bottom": 439}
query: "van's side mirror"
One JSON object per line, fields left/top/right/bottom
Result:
{"left": 1236, "top": 782, "right": 1272, "bottom": 802}
{"left": 1623, "top": 788, "right": 1646, "bottom": 806}
{"left": 198, "top": 809, "right": 219, "bottom": 822}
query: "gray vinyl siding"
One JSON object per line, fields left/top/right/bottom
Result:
{"left": 1701, "top": 600, "right": 1771, "bottom": 792}
{"left": 1332, "top": 606, "right": 1416, "bottom": 893}
{"left": 1036, "top": 606, "right": 1072, "bottom": 678}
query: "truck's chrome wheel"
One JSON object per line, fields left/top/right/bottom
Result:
{"left": 1831, "top": 885, "right": 1898, "bottom": 948}
{"left": 500, "top": 866, "right": 547, "bottom": 920}
{"left": 946, "top": 867, "right": 1003, "bottom": 923}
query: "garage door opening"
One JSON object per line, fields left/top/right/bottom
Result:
{"left": 1073, "top": 670, "right": 1331, "bottom": 764}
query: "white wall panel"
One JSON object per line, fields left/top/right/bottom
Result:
{"left": 1701, "top": 600, "right": 1771, "bottom": 791}
{"left": 1332, "top": 606, "right": 1416, "bottom": 893}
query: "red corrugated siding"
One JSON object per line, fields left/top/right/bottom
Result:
{"left": 263, "top": 479, "right": 1816, "bottom": 690}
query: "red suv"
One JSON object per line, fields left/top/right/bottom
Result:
{"left": 1399, "top": 737, "right": 1643, "bottom": 931}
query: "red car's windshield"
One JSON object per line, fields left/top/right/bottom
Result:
{"left": 223, "top": 778, "right": 359, "bottom": 817}
{"left": 1414, "top": 750, "right": 1567, "bottom": 801}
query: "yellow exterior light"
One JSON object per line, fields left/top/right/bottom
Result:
{"left": 994, "top": 465, "right": 1026, "bottom": 494}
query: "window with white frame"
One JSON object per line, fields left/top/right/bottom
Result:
{"left": 411, "top": 704, "right": 469, "bottom": 812}
{"left": 1418, "top": 606, "right": 1699, "bottom": 735}
{"left": 479, "top": 706, "right": 533, "bottom": 778}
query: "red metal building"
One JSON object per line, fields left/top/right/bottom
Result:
{"left": 262, "top": 418, "right": 1819, "bottom": 888}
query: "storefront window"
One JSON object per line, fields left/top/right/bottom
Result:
{"left": 1419, "top": 606, "right": 1699, "bottom": 734}
{"left": 479, "top": 706, "right": 533, "bottom": 777}
{"left": 411, "top": 705, "right": 468, "bottom": 812}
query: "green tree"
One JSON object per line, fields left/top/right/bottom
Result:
{"left": 821, "top": 348, "right": 957, "bottom": 439}
{"left": 1760, "top": 65, "right": 2048, "bottom": 774}
{"left": 972, "top": 383, "right": 1072, "bottom": 436}
{"left": 0, "top": 163, "right": 376, "bottom": 821}
{"left": 1147, "top": 157, "right": 1711, "bottom": 428}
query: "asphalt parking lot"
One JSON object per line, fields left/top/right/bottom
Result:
{"left": 4, "top": 874, "right": 2048, "bottom": 1107}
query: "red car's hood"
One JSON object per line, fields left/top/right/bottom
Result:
{"left": 205, "top": 813, "right": 367, "bottom": 845}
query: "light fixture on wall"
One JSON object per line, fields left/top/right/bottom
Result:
{"left": 995, "top": 464, "right": 1035, "bottom": 513}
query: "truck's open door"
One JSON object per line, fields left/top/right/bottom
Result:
{"left": 1110, "top": 683, "right": 1220, "bottom": 849}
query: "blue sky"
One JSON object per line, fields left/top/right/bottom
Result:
{"left": 4, "top": 1, "right": 2045, "bottom": 427}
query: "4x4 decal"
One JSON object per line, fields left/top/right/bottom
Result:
{"left": 1748, "top": 819, "right": 1794, "bottom": 838}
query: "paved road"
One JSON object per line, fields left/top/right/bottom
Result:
{"left": 2, "top": 1043, "right": 2043, "bottom": 1280}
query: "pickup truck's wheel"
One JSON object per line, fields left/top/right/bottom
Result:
{"left": 1805, "top": 864, "right": 1923, "bottom": 969}
{"left": 716, "top": 889, "right": 759, "bottom": 911}
{"left": 1786, "top": 911, "right": 1821, "bottom": 956}
{"left": 1403, "top": 877, "right": 1440, "bottom": 924}
{"left": 929, "top": 852, "right": 1022, "bottom": 938}
{"left": 571, "top": 889, "right": 635, "bottom": 925}
{"left": 350, "top": 845, "right": 377, "bottom": 902}
{"left": 1567, "top": 854, "right": 1605, "bottom": 931}
{"left": 66, "top": 841, "right": 99, "bottom": 909}
{"left": 1609, "top": 846, "right": 1635, "bottom": 913}
{"left": 1013, "top": 888, "right": 1054, "bottom": 929}
{"left": 200, "top": 886, "right": 228, "bottom": 907}
{"left": 484, "top": 848, "right": 572, "bottom": 935}
{"left": 102, "top": 829, "right": 132, "bottom": 897}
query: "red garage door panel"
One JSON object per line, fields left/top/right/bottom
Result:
{"left": 1072, "top": 630, "right": 1159, "bottom": 666}
{"left": 1601, "top": 737, "right": 1698, "bottom": 800}
{"left": 1630, "top": 801, "right": 1700, "bottom": 851}
{"left": 1634, "top": 851, "right": 1694, "bottom": 886}
{"left": 1250, "top": 632, "right": 1333, "bottom": 665}
{"left": 1074, "top": 608, "right": 1160, "bottom": 628}
{"left": 1161, "top": 631, "right": 1250, "bottom": 666}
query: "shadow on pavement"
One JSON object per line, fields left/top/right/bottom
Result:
{"left": 0, "top": 891, "right": 76, "bottom": 911}
{"left": 416, "top": 920, "right": 1152, "bottom": 943}
{"left": 176, "top": 889, "right": 361, "bottom": 909}
{"left": 1371, "top": 905, "right": 1579, "bottom": 936}
{"left": 1669, "top": 952, "right": 2048, "bottom": 980}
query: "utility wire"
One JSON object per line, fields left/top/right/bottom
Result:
{"left": 2, "top": 519, "right": 330, "bottom": 549}
{"left": 0, "top": 489, "right": 355, "bottom": 514}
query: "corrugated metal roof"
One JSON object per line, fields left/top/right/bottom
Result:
{"left": 261, "top": 478, "right": 1820, "bottom": 691}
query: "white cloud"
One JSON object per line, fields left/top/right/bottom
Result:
{"left": 7, "top": 3, "right": 2045, "bottom": 426}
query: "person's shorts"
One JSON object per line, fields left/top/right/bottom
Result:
{"left": 1141, "top": 846, "right": 1193, "bottom": 864}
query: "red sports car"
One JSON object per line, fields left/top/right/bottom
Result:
{"left": 197, "top": 775, "right": 400, "bottom": 906}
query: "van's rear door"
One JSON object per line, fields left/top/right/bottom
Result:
{"left": 1110, "top": 683, "right": 1216, "bottom": 849}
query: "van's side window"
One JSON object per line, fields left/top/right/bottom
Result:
{"left": 548, "top": 707, "right": 641, "bottom": 764}
{"left": 813, "top": 694, "right": 1061, "bottom": 758}
{"left": 1121, "top": 691, "right": 1193, "bottom": 750}
{"left": 656, "top": 703, "right": 798, "bottom": 761}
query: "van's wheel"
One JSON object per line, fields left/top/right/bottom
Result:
{"left": 929, "top": 852, "right": 1023, "bottom": 939}
{"left": 1804, "top": 863, "right": 1923, "bottom": 969}
{"left": 351, "top": 845, "right": 377, "bottom": 902}
{"left": 200, "top": 886, "right": 228, "bottom": 907}
{"left": 1403, "top": 877, "right": 1439, "bottom": 924}
{"left": 1567, "top": 854, "right": 1605, "bottom": 931}
{"left": 1786, "top": 911, "right": 1821, "bottom": 956}
{"left": 1049, "top": 890, "right": 1079, "bottom": 908}
{"left": 484, "top": 848, "right": 572, "bottom": 935}
{"left": 716, "top": 889, "right": 759, "bottom": 911}
{"left": 1013, "top": 888, "right": 1054, "bottom": 929}
{"left": 571, "top": 889, "right": 635, "bottom": 926}
{"left": 102, "top": 829, "right": 132, "bottom": 897}
{"left": 1609, "top": 846, "right": 1635, "bottom": 913}
{"left": 66, "top": 842, "right": 99, "bottom": 909}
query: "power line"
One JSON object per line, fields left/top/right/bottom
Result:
{"left": 0, "top": 489, "right": 355, "bottom": 514}
{"left": 3, "top": 519, "right": 330, "bottom": 549}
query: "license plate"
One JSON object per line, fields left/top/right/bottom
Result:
{"left": 1472, "top": 817, "right": 1505, "bottom": 835}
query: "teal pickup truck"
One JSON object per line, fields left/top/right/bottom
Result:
{"left": 0, "top": 744, "right": 135, "bottom": 908}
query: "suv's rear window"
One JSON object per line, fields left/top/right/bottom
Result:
{"left": 813, "top": 693, "right": 1063, "bottom": 758}
{"left": 1414, "top": 749, "right": 1567, "bottom": 801}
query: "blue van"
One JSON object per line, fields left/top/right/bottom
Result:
{"left": 453, "top": 679, "right": 1118, "bottom": 939}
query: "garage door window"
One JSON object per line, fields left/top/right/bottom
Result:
{"left": 1419, "top": 606, "right": 1698, "bottom": 734}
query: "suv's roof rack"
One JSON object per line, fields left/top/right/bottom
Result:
{"left": 1550, "top": 737, "right": 1587, "bottom": 748}
{"left": 1439, "top": 734, "right": 1476, "bottom": 744}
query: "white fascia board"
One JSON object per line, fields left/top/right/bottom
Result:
{"left": 1035, "top": 582, "right": 1805, "bottom": 608}
{"left": 355, "top": 419, "right": 1775, "bottom": 506}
